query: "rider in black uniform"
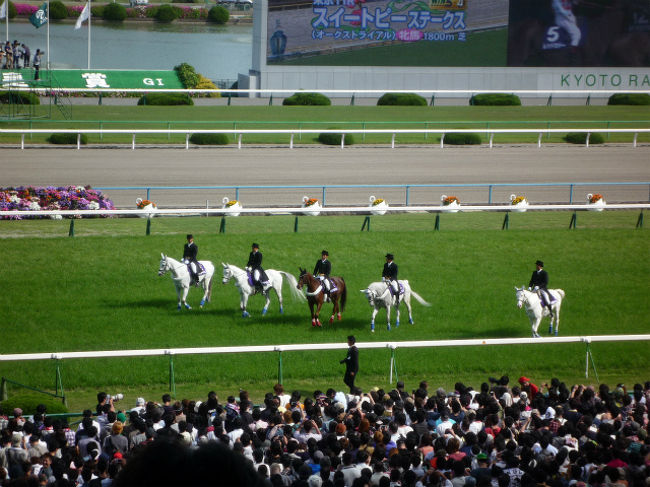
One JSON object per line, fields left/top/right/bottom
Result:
{"left": 382, "top": 253, "right": 399, "bottom": 305}
{"left": 529, "top": 260, "right": 554, "bottom": 316}
{"left": 183, "top": 234, "right": 200, "bottom": 286}
{"left": 313, "top": 250, "right": 332, "bottom": 294}
{"left": 247, "top": 243, "right": 268, "bottom": 291}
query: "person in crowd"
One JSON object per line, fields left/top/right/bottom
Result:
{"left": 33, "top": 49, "right": 42, "bottom": 80}
{"left": 340, "top": 335, "right": 359, "bottom": 393}
{"left": 313, "top": 249, "right": 332, "bottom": 295}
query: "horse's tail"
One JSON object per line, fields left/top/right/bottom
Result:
{"left": 410, "top": 288, "right": 431, "bottom": 307}
{"left": 280, "top": 271, "right": 306, "bottom": 301}
{"left": 340, "top": 279, "right": 347, "bottom": 311}
{"left": 207, "top": 272, "right": 214, "bottom": 303}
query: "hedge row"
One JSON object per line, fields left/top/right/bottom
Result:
{"left": 137, "top": 93, "right": 194, "bottom": 105}
{"left": 608, "top": 93, "right": 650, "bottom": 106}
{"left": 0, "top": 91, "right": 40, "bottom": 105}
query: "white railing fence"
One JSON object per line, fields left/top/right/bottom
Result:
{"left": 1, "top": 128, "right": 649, "bottom": 150}
{"left": 1, "top": 335, "right": 649, "bottom": 396}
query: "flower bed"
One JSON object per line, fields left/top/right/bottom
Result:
{"left": 369, "top": 195, "right": 388, "bottom": 215}
{"left": 441, "top": 195, "right": 461, "bottom": 212}
{"left": 136, "top": 198, "right": 157, "bottom": 218}
{"left": 510, "top": 194, "right": 528, "bottom": 212}
{"left": 222, "top": 197, "right": 242, "bottom": 217}
{"left": 302, "top": 196, "right": 321, "bottom": 216}
{"left": 587, "top": 193, "right": 606, "bottom": 212}
{"left": 0, "top": 186, "right": 114, "bottom": 219}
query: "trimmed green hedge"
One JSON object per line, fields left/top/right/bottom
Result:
{"left": 283, "top": 92, "right": 331, "bottom": 106}
{"left": 564, "top": 132, "right": 605, "bottom": 144}
{"left": 155, "top": 4, "right": 181, "bottom": 22}
{"left": 377, "top": 93, "right": 427, "bottom": 106}
{"left": 318, "top": 131, "right": 355, "bottom": 146}
{"left": 470, "top": 94, "right": 521, "bottom": 106}
{"left": 103, "top": 2, "right": 127, "bottom": 21}
{"left": 47, "top": 133, "right": 88, "bottom": 145}
{"left": 49, "top": 0, "right": 67, "bottom": 19}
{"left": 443, "top": 133, "right": 481, "bottom": 145}
{"left": 0, "top": 393, "right": 68, "bottom": 416}
{"left": 137, "top": 93, "right": 194, "bottom": 106}
{"left": 0, "top": 91, "right": 40, "bottom": 105}
{"left": 607, "top": 93, "right": 650, "bottom": 106}
{"left": 189, "top": 133, "right": 229, "bottom": 145}
{"left": 174, "top": 63, "right": 201, "bottom": 89}
{"left": 208, "top": 5, "right": 229, "bottom": 23}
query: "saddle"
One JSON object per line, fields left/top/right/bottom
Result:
{"left": 247, "top": 271, "right": 269, "bottom": 291}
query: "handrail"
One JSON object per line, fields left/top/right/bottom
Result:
{"left": 90, "top": 182, "right": 650, "bottom": 205}
{"left": 2, "top": 127, "right": 649, "bottom": 150}
{"left": 2, "top": 203, "right": 649, "bottom": 218}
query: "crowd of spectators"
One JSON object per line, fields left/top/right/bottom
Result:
{"left": 0, "top": 378, "right": 648, "bottom": 487}
{"left": 1, "top": 41, "right": 33, "bottom": 70}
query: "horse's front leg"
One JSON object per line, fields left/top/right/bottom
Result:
{"left": 176, "top": 285, "right": 183, "bottom": 311}
{"left": 370, "top": 307, "right": 379, "bottom": 332}
{"left": 182, "top": 285, "right": 191, "bottom": 310}
{"left": 314, "top": 300, "right": 323, "bottom": 327}
{"left": 553, "top": 305, "right": 560, "bottom": 336}
{"left": 241, "top": 293, "right": 250, "bottom": 318}
{"left": 532, "top": 316, "right": 541, "bottom": 338}
{"left": 309, "top": 300, "right": 317, "bottom": 327}
{"left": 329, "top": 298, "right": 337, "bottom": 324}
{"left": 386, "top": 305, "right": 392, "bottom": 331}
{"left": 261, "top": 290, "right": 272, "bottom": 316}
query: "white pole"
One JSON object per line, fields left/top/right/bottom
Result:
{"left": 5, "top": 1, "right": 8, "bottom": 43}
{"left": 87, "top": 0, "right": 91, "bottom": 69}
{"left": 46, "top": 0, "right": 50, "bottom": 69}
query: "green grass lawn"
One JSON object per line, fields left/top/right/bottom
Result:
{"left": 1, "top": 212, "right": 648, "bottom": 411}
{"left": 2, "top": 105, "right": 649, "bottom": 145}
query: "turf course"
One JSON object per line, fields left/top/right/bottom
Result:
{"left": 1, "top": 212, "right": 648, "bottom": 411}
{"left": 2, "top": 105, "right": 649, "bottom": 146}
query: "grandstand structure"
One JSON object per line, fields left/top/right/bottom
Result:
{"left": 240, "top": 0, "right": 650, "bottom": 97}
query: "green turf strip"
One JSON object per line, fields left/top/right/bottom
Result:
{"left": 0, "top": 212, "right": 648, "bottom": 411}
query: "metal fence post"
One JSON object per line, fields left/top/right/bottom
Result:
{"left": 294, "top": 216, "right": 299, "bottom": 233}
{"left": 146, "top": 218, "right": 151, "bottom": 236}
{"left": 1, "top": 377, "right": 8, "bottom": 401}
{"left": 434, "top": 214, "right": 440, "bottom": 231}
{"left": 276, "top": 348, "right": 283, "bottom": 384}
{"left": 167, "top": 352, "right": 176, "bottom": 398}
{"left": 636, "top": 211, "right": 644, "bottom": 229}
{"left": 219, "top": 216, "right": 226, "bottom": 233}
{"left": 68, "top": 219, "right": 75, "bottom": 237}
{"left": 54, "top": 359, "right": 66, "bottom": 405}
{"left": 361, "top": 216, "right": 371, "bottom": 231}
{"left": 502, "top": 213, "right": 509, "bottom": 230}
{"left": 389, "top": 346, "right": 398, "bottom": 384}
{"left": 569, "top": 212, "right": 577, "bottom": 229}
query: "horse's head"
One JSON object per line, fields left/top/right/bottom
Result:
{"left": 158, "top": 253, "right": 169, "bottom": 276}
{"left": 297, "top": 267, "right": 308, "bottom": 289}
{"left": 222, "top": 263, "right": 233, "bottom": 284}
{"left": 515, "top": 286, "right": 526, "bottom": 308}
{"left": 360, "top": 288, "right": 375, "bottom": 305}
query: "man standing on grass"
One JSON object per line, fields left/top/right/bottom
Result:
{"left": 340, "top": 335, "right": 359, "bottom": 393}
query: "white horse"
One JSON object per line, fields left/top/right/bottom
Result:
{"left": 158, "top": 254, "right": 215, "bottom": 310}
{"left": 360, "top": 280, "right": 431, "bottom": 332}
{"left": 515, "top": 287, "right": 565, "bottom": 337}
{"left": 221, "top": 263, "right": 305, "bottom": 317}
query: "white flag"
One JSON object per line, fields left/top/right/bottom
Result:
{"left": 0, "top": 0, "right": 7, "bottom": 20}
{"left": 75, "top": 2, "right": 90, "bottom": 29}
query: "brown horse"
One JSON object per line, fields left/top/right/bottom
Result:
{"left": 297, "top": 268, "right": 347, "bottom": 327}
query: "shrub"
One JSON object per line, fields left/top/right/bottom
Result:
{"left": 283, "top": 92, "right": 331, "bottom": 106}
{"left": 0, "top": 393, "right": 68, "bottom": 416}
{"left": 443, "top": 133, "right": 481, "bottom": 145}
{"left": 318, "top": 131, "right": 355, "bottom": 146}
{"left": 47, "top": 133, "right": 88, "bottom": 145}
{"left": 174, "top": 63, "right": 201, "bottom": 89}
{"left": 90, "top": 4, "right": 104, "bottom": 17}
{"left": 48, "top": 0, "right": 67, "bottom": 19}
{"left": 470, "top": 94, "right": 521, "bottom": 106}
{"left": 137, "top": 93, "right": 194, "bottom": 106}
{"left": 208, "top": 5, "right": 229, "bottom": 23}
{"left": 103, "top": 2, "right": 127, "bottom": 21}
{"left": 564, "top": 132, "right": 605, "bottom": 144}
{"left": 6, "top": 1, "right": 18, "bottom": 19}
{"left": 195, "top": 75, "right": 220, "bottom": 97}
{"left": 0, "top": 91, "right": 40, "bottom": 105}
{"left": 607, "top": 93, "right": 650, "bottom": 106}
{"left": 189, "top": 133, "right": 229, "bottom": 145}
{"left": 377, "top": 93, "right": 427, "bottom": 106}
{"left": 155, "top": 4, "right": 180, "bottom": 22}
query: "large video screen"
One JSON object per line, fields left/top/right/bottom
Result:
{"left": 266, "top": 0, "right": 650, "bottom": 67}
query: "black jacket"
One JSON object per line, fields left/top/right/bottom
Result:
{"left": 313, "top": 259, "right": 331, "bottom": 277}
{"left": 341, "top": 346, "right": 359, "bottom": 373}
{"left": 247, "top": 251, "right": 263, "bottom": 270}
{"left": 183, "top": 242, "right": 198, "bottom": 263}
{"left": 382, "top": 262, "right": 398, "bottom": 281}
{"left": 529, "top": 269, "right": 549, "bottom": 289}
